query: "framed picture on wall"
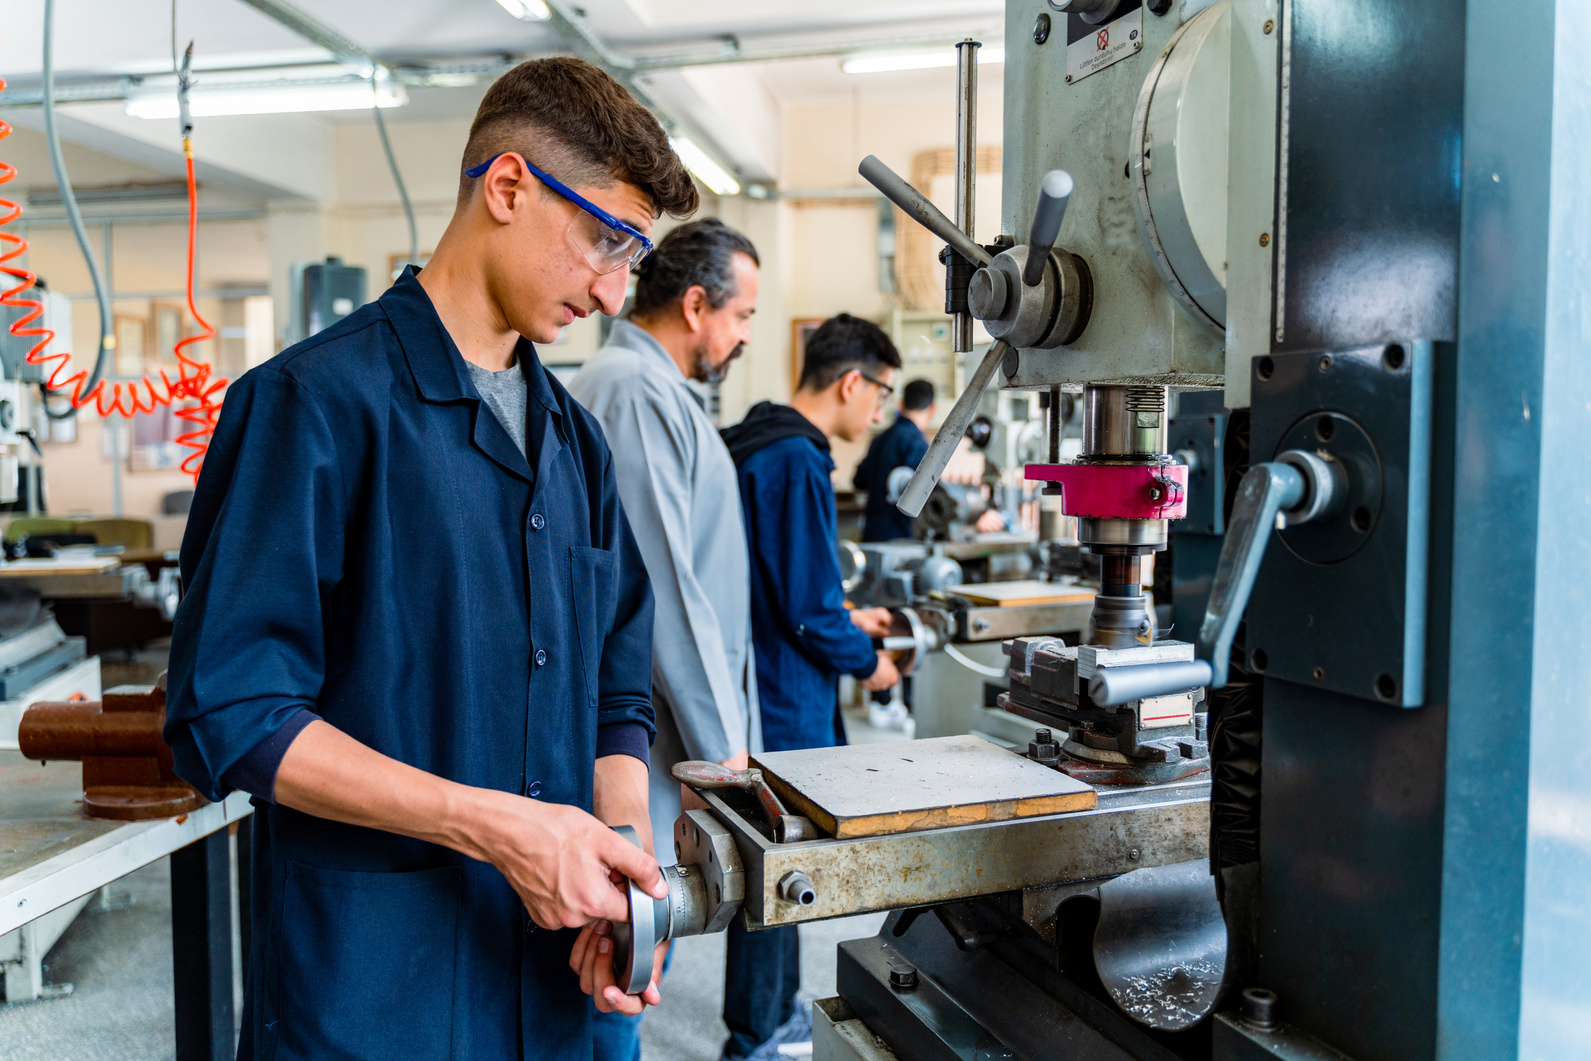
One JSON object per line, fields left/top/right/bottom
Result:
{"left": 114, "top": 315, "right": 146, "bottom": 377}
{"left": 151, "top": 302, "right": 185, "bottom": 360}
{"left": 130, "top": 401, "right": 185, "bottom": 471}
{"left": 387, "top": 252, "right": 432, "bottom": 284}
{"left": 790, "top": 317, "right": 826, "bottom": 394}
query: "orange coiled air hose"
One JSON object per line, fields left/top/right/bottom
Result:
{"left": 0, "top": 77, "right": 226, "bottom": 481}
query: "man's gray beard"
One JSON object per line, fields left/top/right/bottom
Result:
{"left": 692, "top": 342, "right": 743, "bottom": 385}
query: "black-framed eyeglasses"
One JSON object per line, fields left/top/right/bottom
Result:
{"left": 856, "top": 369, "right": 894, "bottom": 403}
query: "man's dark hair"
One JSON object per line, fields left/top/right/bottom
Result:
{"left": 798, "top": 313, "right": 902, "bottom": 391}
{"left": 458, "top": 58, "right": 699, "bottom": 219}
{"left": 902, "top": 379, "right": 935, "bottom": 411}
{"left": 631, "top": 219, "right": 759, "bottom": 318}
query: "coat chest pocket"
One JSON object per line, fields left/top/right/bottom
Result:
{"left": 569, "top": 545, "right": 617, "bottom": 708}
{"left": 274, "top": 862, "right": 460, "bottom": 1061}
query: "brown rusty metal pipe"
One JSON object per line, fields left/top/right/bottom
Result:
{"left": 19, "top": 701, "right": 167, "bottom": 760}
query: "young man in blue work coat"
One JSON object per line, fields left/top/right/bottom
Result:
{"left": 717, "top": 313, "right": 904, "bottom": 1060}
{"left": 164, "top": 58, "right": 699, "bottom": 1061}
{"left": 854, "top": 377, "right": 935, "bottom": 541}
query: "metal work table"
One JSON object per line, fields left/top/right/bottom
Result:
{"left": 0, "top": 750, "right": 251, "bottom": 1060}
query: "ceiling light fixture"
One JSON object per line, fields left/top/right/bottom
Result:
{"left": 126, "top": 78, "right": 407, "bottom": 119}
{"left": 841, "top": 46, "right": 1006, "bottom": 75}
{"left": 669, "top": 137, "right": 740, "bottom": 196}
{"left": 494, "top": 0, "right": 552, "bottom": 21}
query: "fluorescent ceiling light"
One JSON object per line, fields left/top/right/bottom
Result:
{"left": 670, "top": 137, "right": 740, "bottom": 196}
{"left": 126, "top": 79, "right": 407, "bottom": 119}
{"left": 842, "top": 47, "right": 1005, "bottom": 75}
{"left": 495, "top": 0, "right": 551, "bottom": 20}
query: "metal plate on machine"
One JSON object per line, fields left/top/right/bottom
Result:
{"left": 1067, "top": 0, "right": 1145, "bottom": 83}
{"left": 1246, "top": 343, "right": 1432, "bottom": 707}
{"left": 753, "top": 735, "right": 1095, "bottom": 840}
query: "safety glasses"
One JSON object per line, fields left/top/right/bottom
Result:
{"left": 464, "top": 152, "right": 654, "bottom": 275}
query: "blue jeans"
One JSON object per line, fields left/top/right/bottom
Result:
{"left": 722, "top": 920, "right": 801, "bottom": 1059}
{"left": 592, "top": 945, "right": 674, "bottom": 1061}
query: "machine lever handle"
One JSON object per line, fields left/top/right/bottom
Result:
{"left": 859, "top": 155, "right": 993, "bottom": 270}
{"left": 895, "top": 340, "right": 1010, "bottom": 518}
{"left": 1022, "top": 170, "right": 1074, "bottom": 287}
{"left": 1089, "top": 460, "right": 1309, "bottom": 706}
{"left": 671, "top": 761, "right": 817, "bottom": 843}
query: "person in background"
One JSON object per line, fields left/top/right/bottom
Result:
{"left": 855, "top": 377, "right": 935, "bottom": 541}
{"left": 163, "top": 58, "right": 699, "bottom": 1058}
{"left": 717, "top": 312, "right": 904, "bottom": 1061}
{"left": 567, "top": 217, "right": 762, "bottom": 1061}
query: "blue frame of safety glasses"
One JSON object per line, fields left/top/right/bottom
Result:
{"left": 464, "top": 152, "right": 653, "bottom": 264}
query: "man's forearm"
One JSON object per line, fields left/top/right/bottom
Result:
{"left": 593, "top": 753, "right": 653, "bottom": 854}
{"left": 271, "top": 719, "right": 507, "bottom": 863}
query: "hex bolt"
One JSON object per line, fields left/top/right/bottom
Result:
{"left": 1028, "top": 728, "right": 1062, "bottom": 767}
{"left": 888, "top": 959, "right": 919, "bottom": 990}
{"left": 1242, "top": 987, "right": 1280, "bottom": 1030}
{"left": 778, "top": 871, "right": 817, "bottom": 907}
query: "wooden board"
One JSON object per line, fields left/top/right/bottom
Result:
{"left": 753, "top": 734, "right": 1096, "bottom": 839}
{"left": 951, "top": 579, "right": 1096, "bottom": 607}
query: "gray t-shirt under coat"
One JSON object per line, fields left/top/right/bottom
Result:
{"left": 465, "top": 359, "right": 528, "bottom": 458}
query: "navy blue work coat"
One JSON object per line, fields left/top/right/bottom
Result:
{"left": 165, "top": 270, "right": 655, "bottom": 1061}
{"left": 733, "top": 433, "right": 877, "bottom": 751}
{"left": 854, "top": 414, "right": 928, "bottom": 542}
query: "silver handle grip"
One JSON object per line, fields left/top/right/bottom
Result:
{"left": 859, "top": 155, "right": 992, "bottom": 269}
{"left": 1022, "top": 169, "right": 1074, "bottom": 286}
{"left": 1089, "top": 659, "right": 1214, "bottom": 707}
{"left": 896, "top": 340, "right": 1009, "bottom": 518}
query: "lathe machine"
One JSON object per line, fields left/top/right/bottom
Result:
{"left": 615, "top": 1, "right": 1587, "bottom": 1057}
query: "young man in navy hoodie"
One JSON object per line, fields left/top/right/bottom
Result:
{"left": 716, "top": 313, "right": 903, "bottom": 1060}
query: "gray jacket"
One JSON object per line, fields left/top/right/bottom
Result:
{"left": 567, "top": 319, "right": 760, "bottom": 857}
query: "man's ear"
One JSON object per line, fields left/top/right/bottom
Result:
{"left": 680, "top": 285, "right": 709, "bottom": 334}
{"left": 835, "top": 368, "right": 862, "bottom": 405}
{"left": 479, "top": 155, "right": 529, "bottom": 225}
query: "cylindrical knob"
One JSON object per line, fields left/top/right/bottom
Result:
{"left": 968, "top": 266, "right": 1009, "bottom": 320}
{"left": 1023, "top": 169, "right": 1074, "bottom": 286}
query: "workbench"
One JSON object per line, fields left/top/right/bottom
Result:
{"left": 0, "top": 750, "right": 251, "bottom": 1060}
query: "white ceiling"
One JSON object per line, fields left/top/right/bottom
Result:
{"left": 1, "top": 0, "right": 1004, "bottom": 199}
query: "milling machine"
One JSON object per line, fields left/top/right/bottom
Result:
{"left": 610, "top": 1, "right": 1587, "bottom": 1058}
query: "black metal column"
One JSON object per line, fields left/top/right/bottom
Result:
{"left": 171, "top": 829, "right": 235, "bottom": 1061}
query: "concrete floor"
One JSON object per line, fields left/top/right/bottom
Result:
{"left": 0, "top": 687, "right": 909, "bottom": 1060}
{"left": 0, "top": 860, "right": 180, "bottom": 1061}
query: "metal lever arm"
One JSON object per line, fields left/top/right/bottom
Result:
{"left": 860, "top": 155, "right": 992, "bottom": 270}
{"left": 1090, "top": 461, "right": 1307, "bottom": 705}
{"left": 1022, "top": 170, "right": 1074, "bottom": 286}
{"left": 895, "top": 339, "right": 1010, "bottom": 518}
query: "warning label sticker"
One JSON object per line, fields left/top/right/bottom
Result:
{"left": 1066, "top": 0, "right": 1144, "bottom": 84}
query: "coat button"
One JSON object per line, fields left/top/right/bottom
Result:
{"left": 524, "top": 915, "right": 536, "bottom": 935}
{"left": 530, "top": 512, "right": 546, "bottom": 531}
{"left": 526, "top": 780, "right": 543, "bottom": 797}
{"left": 534, "top": 649, "right": 548, "bottom": 667}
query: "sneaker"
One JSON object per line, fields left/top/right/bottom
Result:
{"left": 726, "top": 1003, "right": 813, "bottom": 1061}
{"left": 868, "top": 700, "right": 908, "bottom": 730}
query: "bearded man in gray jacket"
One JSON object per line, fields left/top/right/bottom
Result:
{"left": 568, "top": 218, "right": 762, "bottom": 1060}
